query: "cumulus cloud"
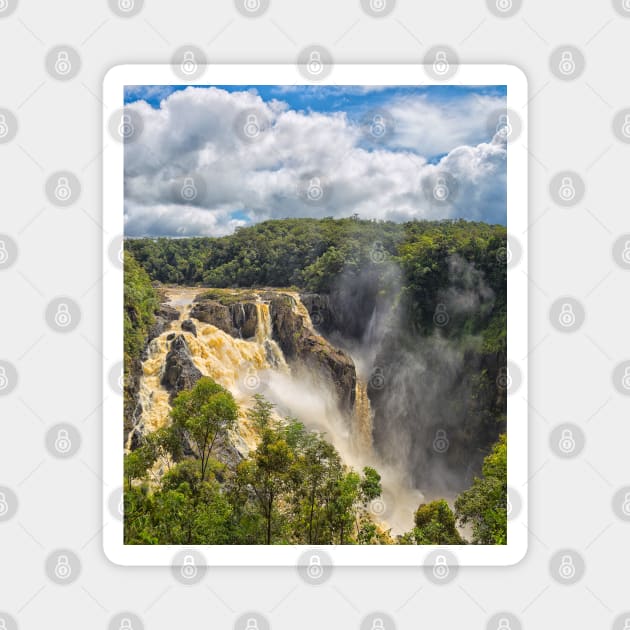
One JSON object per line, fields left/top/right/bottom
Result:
{"left": 124, "top": 86, "right": 506, "bottom": 237}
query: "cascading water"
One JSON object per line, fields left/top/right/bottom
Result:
{"left": 131, "top": 286, "right": 423, "bottom": 533}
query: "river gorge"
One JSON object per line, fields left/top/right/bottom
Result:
{"left": 126, "top": 286, "right": 424, "bottom": 534}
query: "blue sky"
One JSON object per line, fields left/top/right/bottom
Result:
{"left": 125, "top": 83, "right": 506, "bottom": 112}
{"left": 123, "top": 84, "right": 507, "bottom": 237}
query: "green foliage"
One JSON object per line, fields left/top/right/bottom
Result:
{"left": 126, "top": 217, "right": 506, "bottom": 351}
{"left": 123, "top": 251, "right": 158, "bottom": 431}
{"left": 454, "top": 434, "right": 507, "bottom": 544}
{"left": 124, "top": 251, "right": 158, "bottom": 370}
{"left": 124, "top": 392, "right": 387, "bottom": 545}
{"left": 170, "top": 377, "right": 238, "bottom": 481}
{"left": 122, "top": 218, "right": 508, "bottom": 546}
{"left": 399, "top": 499, "right": 464, "bottom": 545}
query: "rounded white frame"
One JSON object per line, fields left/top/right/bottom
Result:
{"left": 102, "top": 63, "right": 528, "bottom": 566}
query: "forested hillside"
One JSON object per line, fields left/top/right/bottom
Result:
{"left": 123, "top": 217, "right": 508, "bottom": 545}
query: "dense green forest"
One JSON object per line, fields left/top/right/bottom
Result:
{"left": 124, "top": 377, "right": 506, "bottom": 545}
{"left": 123, "top": 217, "right": 508, "bottom": 545}
{"left": 127, "top": 217, "right": 506, "bottom": 349}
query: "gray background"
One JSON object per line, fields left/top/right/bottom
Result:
{"left": 1, "top": 0, "right": 629, "bottom": 628}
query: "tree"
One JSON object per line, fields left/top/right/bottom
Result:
{"left": 400, "top": 499, "right": 464, "bottom": 545}
{"left": 455, "top": 434, "right": 507, "bottom": 544}
{"left": 170, "top": 377, "right": 238, "bottom": 481}
{"left": 123, "top": 445, "right": 155, "bottom": 489}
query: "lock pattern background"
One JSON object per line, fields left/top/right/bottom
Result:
{"left": 1, "top": 0, "right": 630, "bottom": 629}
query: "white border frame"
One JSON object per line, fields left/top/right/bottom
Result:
{"left": 103, "top": 64, "right": 528, "bottom": 567}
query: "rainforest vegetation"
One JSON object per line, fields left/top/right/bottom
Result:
{"left": 123, "top": 217, "right": 508, "bottom": 545}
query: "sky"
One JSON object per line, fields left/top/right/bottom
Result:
{"left": 123, "top": 84, "right": 507, "bottom": 237}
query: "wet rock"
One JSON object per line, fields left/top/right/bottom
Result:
{"left": 148, "top": 304, "right": 179, "bottom": 341}
{"left": 269, "top": 295, "right": 356, "bottom": 414}
{"left": 181, "top": 319, "right": 197, "bottom": 337}
{"left": 161, "top": 335, "right": 202, "bottom": 400}
{"left": 190, "top": 299, "right": 259, "bottom": 339}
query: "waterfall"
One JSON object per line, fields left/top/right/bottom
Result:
{"left": 353, "top": 378, "right": 373, "bottom": 453}
{"left": 130, "top": 287, "right": 422, "bottom": 533}
{"left": 254, "top": 302, "right": 287, "bottom": 369}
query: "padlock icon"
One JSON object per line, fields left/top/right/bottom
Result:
{"left": 306, "top": 554, "right": 323, "bottom": 579}
{"left": 54, "top": 302, "right": 72, "bottom": 328}
{"left": 307, "top": 177, "right": 323, "bottom": 201}
{"left": 0, "top": 0, "right": 8, "bottom": 11}
{"left": 118, "top": 493, "right": 124, "bottom": 517}
{"left": 243, "top": 113, "right": 260, "bottom": 138}
{"left": 118, "top": 0, "right": 134, "bottom": 11}
{"left": 496, "top": 114, "right": 512, "bottom": 138}
{"left": 245, "top": 618, "right": 259, "bottom": 630}
{"left": 433, "top": 303, "right": 449, "bottom": 327}
{"left": 181, "top": 177, "right": 197, "bottom": 201}
{"left": 558, "top": 554, "right": 575, "bottom": 579}
{"left": 558, "top": 303, "right": 575, "bottom": 328}
{"left": 506, "top": 494, "right": 513, "bottom": 517}
{"left": 623, "top": 367, "right": 630, "bottom": 390}
{"left": 558, "top": 176, "right": 575, "bottom": 202}
{"left": 119, "top": 618, "right": 133, "bottom": 630}
{"left": 497, "top": 366, "right": 512, "bottom": 390}
{"left": 0, "top": 619, "right": 7, "bottom": 630}
{"left": 244, "top": 0, "right": 261, "bottom": 10}
{"left": 0, "top": 114, "right": 8, "bottom": 138}
{"left": 0, "top": 491, "right": 8, "bottom": 516}
{"left": 0, "top": 366, "right": 8, "bottom": 390}
{"left": 369, "top": 0, "right": 386, "bottom": 12}
{"left": 621, "top": 492, "right": 630, "bottom": 516}
{"left": 433, "top": 176, "right": 449, "bottom": 201}
{"left": 118, "top": 241, "right": 124, "bottom": 264}
{"left": 370, "top": 366, "right": 385, "bottom": 389}
{"left": 55, "top": 429, "right": 72, "bottom": 454}
{"left": 432, "top": 554, "right": 449, "bottom": 579}
{"left": 497, "top": 618, "right": 511, "bottom": 630}
{"left": 505, "top": 241, "right": 513, "bottom": 264}
{"left": 433, "top": 429, "right": 449, "bottom": 453}
{"left": 370, "top": 114, "right": 386, "bottom": 138}
{"left": 623, "top": 0, "right": 630, "bottom": 10}
{"left": 118, "top": 114, "right": 134, "bottom": 139}
{"left": 0, "top": 240, "right": 8, "bottom": 264}
{"left": 54, "top": 554, "right": 72, "bottom": 580}
{"left": 495, "top": 0, "right": 512, "bottom": 12}
{"left": 180, "top": 554, "right": 198, "bottom": 579}
{"left": 621, "top": 240, "right": 630, "bottom": 264}
{"left": 622, "top": 114, "right": 630, "bottom": 139}
{"left": 181, "top": 50, "right": 197, "bottom": 75}
{"left": 243, "top": 365, "right": 260, "bottom": 390}
{"left": 54, "top": 51, "right": 72, "bottom": 76}
{"left": 558, "top": 51, "right": 575, "bottom": 76}
{"left": 370, "top": 240, "right": 386, "bottom": 263}
{"left": 54, "top": 176, "right": 72, "bottom": 202}
{"left": 118, "top": 369, "right": 125, "bottom": 391}
{"left": 558, "top": 429, "right": 575, "bottom": 454}
{"left": 371, "top": 618, "right": 385, "bottom": 630}
{"left": 433, "top": 51, "right": 449, "bottom": 76}
{"left": 623, "top": 620, "right": 630, "bottom": 630}
{"left": 307, "top": 50, "right": 323, "bottom": 76}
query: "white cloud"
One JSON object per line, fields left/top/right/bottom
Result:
{"left": 124, "top": 86, "right": 506, "bottom": 237}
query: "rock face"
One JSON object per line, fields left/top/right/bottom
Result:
{"left": 161, "top": 335, "right": 202, "bottom": 400}
{"left": 301, "top": 289, "right": 380, "bottom": 340}
{"left": 190, "top": 300, "right": 258, "bottom": 339}
{"left": 267, "top": 294, "right": 356, "bottom": 414}
{"left": 189, "top": 291, "right": 357, "bottom": 414}
{"left": 147, "top": 304, "right": 179, "bottom": 342}
{"left": 181, "top": 319, "right": 197, "bottom": 336}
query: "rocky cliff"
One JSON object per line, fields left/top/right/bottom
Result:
{"left": 190, "top": 291, "right": 357, "bottom": 414}
{"left": 190, "top": 299, "right": 259, "bottom": 339}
